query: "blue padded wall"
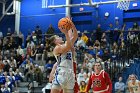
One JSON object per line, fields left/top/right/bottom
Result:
{"left": 20, "top": 0, "right": 66, "bottom": 37}
{"left": 0, "top": 0, "right": 140, "bottom": 36}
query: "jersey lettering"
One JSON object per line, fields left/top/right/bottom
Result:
{"left": 93, "top": 78, "right": 102, "bottom": 87}
{"left": 66, "top": 52, "right": 72, "bottom": 60}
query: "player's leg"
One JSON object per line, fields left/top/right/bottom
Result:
{"left": 63, "top": 88, "right": 74, "bottom": 93}
{"left": 64, "top": 69, "right": 75, "bottom": 93}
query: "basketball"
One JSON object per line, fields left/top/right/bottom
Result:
{"left": 58, "top": 17, "right": 72, "bottom": 33}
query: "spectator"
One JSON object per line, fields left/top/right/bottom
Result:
{"left": 17, "top": 45, "right": 24, "bottom": 56}
{"left": 114, "top": 21, "right": 121, "bottom": 31}
{"left": 77, "top": 68, "right": 86, "bottom": 85}
{"left": 30, "top": 45, "right": 37, "bottom": 60}
{"left": 95, "top": 24, "right": 102, "bottom": 42}
{"left": 35, "top": 44, "right": 45, "bottom": 61}
{"left": 10, "top": 56, "right": 17, "bottom": 70}
{"left": 115, "top": 76, "right": 125, "bottom": 93}
{"left": 31, "top": 31, "right": 37, "bottom": 45}
{"left": 34, "top": 65, "right": 43, "bottom": 85}
{"left": 132, "top": 22, "right": 139, "bottom": 31}
{"left": 27, "top": 40, "right": 35, "bottom": 50}
{"left": 102, "top": 48, "right": 110, "bottom": 62}
{"left": 15, "top": 52, "right": 23, "bottom": 68}
{"left": 3, "top": 61, "right": 10, "bottom": 72}
{"left": 101, "top": 32, "right": 107, "bottom": 48}
{"left": 21, "top": 55, "right": 33, "bottom": 67}
{"left": 128, "top": 74, "right": 140, "bottom": 93}
{"left": 25, "top": 62, "right": 34, "bottom": 82}
{"left": 121, "top": 23, "right": 128, "bottom": 31}
{"left": 18, "top": 31, "right": 24, "bottom": 47}
{"left": 82, "top": 58, "right": 92, "bottom": 71}
{"left": 1, "top": 83, "right": 11, "bottom": 93}
{"left": 25, "top": 33, "right": 31, "bottom": 47}
{"left": 35, "top": 26, "right": 42, "bottom": 45}
{"left": 106, "top": 23, "right": 114, "bottom": 45}
{"left": 45, "top": 60, "right": 53, "bottom": 74}
{"left": 93, "top": 40, "right": 100, "bottom": 49}
{"left": 7, "top": 28, "right": 12, "bottom": 37}
{"left": 14, "top": 68, "right": 24, "bottom": 82}
{"left": 46, "top": 24, "right": 55, "bottom": 35}
{"left": 81, "top": 33, "right": 89, "bottom": 44}
{"left": 76, "top": 37, "right": 86, "bottom": 51}
{"left": 79, "top": 81, "right": 88, "bottom": 93}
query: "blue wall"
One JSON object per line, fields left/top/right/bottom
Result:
{"left": 0, "top": 0, "right": 140, "bottom": 37}
{"left": 72, "top": 0, "right": 140, "bottom": 31}
{"left": 20, "top": 0, "right": 66, "bottom": 37}
{"left": 0, "top": 15, "right": 15, "bottom": 36}
{"left": 0, "top": 0, "right": 15, "bottom": 36}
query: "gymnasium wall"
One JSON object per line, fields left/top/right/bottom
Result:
{"left": 72, "top": 0, "right": 140, "bottom": 31}
{"left": 0, "top": 0, "right": 15, "bottom": 36}
{"left": 19, "top": 0, "right": 140, "bottom": 35}
{"left": 20, "top": 0, "right": 66, "bottom": 37}
{"left": 0, "top": 0, "right": 140, "bottom": 37}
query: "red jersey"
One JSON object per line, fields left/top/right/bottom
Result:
{"left": 73, "top": 61, "right": 79, "bottom": 93}
{"left": 86, "top": 70, "right": 112, "bottom": 93}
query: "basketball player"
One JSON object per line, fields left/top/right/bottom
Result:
{"left": 49, "top": 47, "right": 79, "bottom": 93}
{"left": 86, "top": 62, "right": 112, "bottom": 93}
{"left": 71, "top": 46, "right": 79, "bottom": 93}
{"left": 49, "top": 33, "right": 79, "bottom": 93}
{"left": 49, "top": 18, "right": 78, "bottom": 93}
{"left": 128, "top": 74, "right": 140, "bottom": 93}
{"left": 49, "top": 40, "right": 79, "bottom": 93}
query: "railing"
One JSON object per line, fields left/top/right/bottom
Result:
{"left": 76, "top": 30, "right": 140, "bottom": 81}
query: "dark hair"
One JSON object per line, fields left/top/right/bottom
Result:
{"left": 80, "top": 81, "right": 86, "bottom": 88}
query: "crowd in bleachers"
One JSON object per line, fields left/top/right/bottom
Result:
{"left": 0, "top": 21, "right": 140, "bottom": 93}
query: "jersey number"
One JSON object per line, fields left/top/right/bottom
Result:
{"left": 66, "top": 53, "right": 72, "bottom": 60}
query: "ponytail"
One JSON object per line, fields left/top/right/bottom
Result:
{"left": 46, "top": 35, "right": 56, "bottom": 51}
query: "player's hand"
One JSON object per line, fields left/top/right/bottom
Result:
{"left": 66, "top": 16, "right": 72, "bottom": 21}
{"left": 65, "top": 16, "right": 75, "bottom": 28}
{"left": 59, "top": 27, "right": 68, "bottom": 34}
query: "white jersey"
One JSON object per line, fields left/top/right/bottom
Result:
{"left": 129, "top": 80, "right": 140, "bottom": 93}
{"left": 52, "top": 51, "right": 75, "bottom": 89}
{"left": 55, "top": 51, "right": 73, "bottom": 69}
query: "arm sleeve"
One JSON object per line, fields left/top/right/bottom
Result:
{"left": 86, "top": 75, "right": 92, "bottom": 92}
{"left": 104, "top": 72, "right": 112, "bottom": 92}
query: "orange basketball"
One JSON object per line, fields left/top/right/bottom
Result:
{"left": 58, "top": 17, "right": 72, "bottom": 33}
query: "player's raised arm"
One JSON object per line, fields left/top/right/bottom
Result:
{"left": 67, "top": 17, "right": 78, "bottom": 46}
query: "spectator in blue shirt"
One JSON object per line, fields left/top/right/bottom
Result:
{"left": 115, "top": 76, "right": 125, "bottom": 93}
{"left": 45, "top": 60, "right": 54, "bottom": 81}
{"left": 20, "top": 55, "right": 33, "bottom": 66}
{"left": 45, "top": 60, "right": 53, "bottom": 75}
